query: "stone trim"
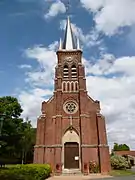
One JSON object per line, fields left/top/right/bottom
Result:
{"left": 62, "top": 116, "right": 80, "bottom": 119}
{"left": 62, "top": 92, "right": 79, "bottom": 94}
{"left": 34, "top": 144, "right": 62, "bottom": 148}
{"left": 80, "top": 114, "right": 90, "bottom": 118}
{"left": 34, "top": 144, "right": 109, "bottom": 148}
{"left": 56, "top": 115, "right": 62, "bottom": 117}
{"left": 38, "top": 114, "right": 46, "bottom": 119}
{"left": 56, "top": 89, "right": 62, "bottom": 91}
{"left": 81, "top": 144, "right": 97, "bottom": 148}
{"left": 81, "top": 144, "right": 109, "bottom": 148}
{"left": 99, "top": 144, "right": 109, "bottom": 148}
{"left": 52, "top": 115, "right": 62, "bottom": 119}
{"left": 55, "top": 77, "right": 62, "bottom": 79}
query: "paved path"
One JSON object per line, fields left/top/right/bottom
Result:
{"left": 48, "top": 175, "right": 135, "bottom": 180}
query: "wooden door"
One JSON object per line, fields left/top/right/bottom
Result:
{"left": 64, "top": 142, "right": 79, "bottom": 169}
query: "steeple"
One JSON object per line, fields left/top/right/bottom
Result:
{"left": 60, "top": 16, "right": 80, "bottom": 50}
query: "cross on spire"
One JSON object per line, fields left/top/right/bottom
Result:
{"left": 65, "top": 0, "right": 71, "bottom": 16}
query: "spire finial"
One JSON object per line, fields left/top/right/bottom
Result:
{"left": 65, "top": 0, "right": 71, "bottom": 17}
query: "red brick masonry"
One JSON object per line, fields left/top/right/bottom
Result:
{"left": 114, "top": 151, "right": 135, "bottom": 157}
{"left": 34, "top": 50, "right": 111, "bottom": 175}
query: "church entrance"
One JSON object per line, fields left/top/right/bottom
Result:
{"left": 64, "top": 142, "right": 79, "bottom": 169}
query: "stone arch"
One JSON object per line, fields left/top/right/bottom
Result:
{"left": 62, "top": 129, "right": 81, "bottom": 170}
{"left": 63, "top": 126, "right": 79, "bottom": 137}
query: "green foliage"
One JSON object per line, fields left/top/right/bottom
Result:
{"left": 113, "top": 143, "right": 130, "bottom": 151}
{"left": 0, "top": 164, "right": 51, "bottom": 180}
{"left": 0, "top": 96, "right": 36, "bottom": 164}
{"left": 111, "top": 155, "right": 131, "bottom": 170}
{"left": 0, "top": 96, "right": 23, "bottom": 118}
{"left": 89, "top": 161, "right": 99, "bottom": 173}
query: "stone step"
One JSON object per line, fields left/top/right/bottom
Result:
{"left": 62, "top": 169, "right": 82, "bottom": 176}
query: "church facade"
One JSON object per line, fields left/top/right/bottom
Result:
{"left": 34, "top": 17, "right": 111, "bottom": 175}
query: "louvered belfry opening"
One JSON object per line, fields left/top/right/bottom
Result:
{"left": 71, "top": 65, "right": 77, "bottom": 78}
{"left": 63, "top": 65, "right": 69, "bottom": 78}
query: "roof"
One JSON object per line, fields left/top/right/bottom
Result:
{"left": 59, "top": 16, "right": 80, "bottom": 50}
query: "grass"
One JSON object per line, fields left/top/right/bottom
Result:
{"left": 110, "top": 169, "right": 135, "bottom": 176}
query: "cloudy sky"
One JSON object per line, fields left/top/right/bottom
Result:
{"left": 0, "top": 0, "right": 135, "bottom": 150}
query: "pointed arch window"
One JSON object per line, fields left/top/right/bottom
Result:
{"left": 71, "top": 65, "right": 77, "bottom": 78}
{"left": 63, "top": 65, "right": 69, "bottom": 78}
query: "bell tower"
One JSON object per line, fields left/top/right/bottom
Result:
{"left": 34, "top": 16, "right": 111, "bottom": 175}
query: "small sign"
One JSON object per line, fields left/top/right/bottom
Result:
{"left": 75, "top": 156, "right": 79, "bottom": 160}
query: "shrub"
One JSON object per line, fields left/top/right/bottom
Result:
{"left": 89, "top": 161, "right": 99, "bottom": 173}
{"left": 111, "top": 155, "right": 131, "bottom": 170}
{"left": 0, "top": 164, "right": 52, "bottom": 180}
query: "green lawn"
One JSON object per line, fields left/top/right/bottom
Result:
{"left": 110, "top": 169, "right": 135, "bottom": 176}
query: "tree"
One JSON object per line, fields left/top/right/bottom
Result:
{"left": 0, "top": 96, "right": 36, "bottom": 164}
{"left": 113, "top": 143, "right": 130, "bottom": 151}
{"left": 20, "top": 117, "right": 36, "bottom": 164}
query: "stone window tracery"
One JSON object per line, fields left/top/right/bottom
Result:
{"left": 63, "top": 101, "right": 78, "bottom": 114}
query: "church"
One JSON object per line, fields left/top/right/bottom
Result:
{"left": 34, "top": 17, "right": 111, "bottom": 175}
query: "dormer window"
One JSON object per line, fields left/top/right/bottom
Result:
{"left": 63, "top": 65, "right": 69, "bottom": 78}
{"left": 71, "top": 65, "right": 77, "bottom": 78}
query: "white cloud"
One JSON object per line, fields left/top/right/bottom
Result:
{"left": 85, "top": 55, "right": 135, "bottom": 149}
{"left": 80, "top": 0, "right": 135, "bottom": 35}
{"left": 19, "top": 64, "right": 32, "bottom": 69}
{"left": 45, "top": 0, "right": 66, "bottom": 19}
{"left": 19, "top": 88, "right": 53, "bottom": 126}
{"left": 80, "top": 0, "right": 105, "bottom": 12}
{"left": 18, "top": 42, "right": 57, "bottom": 125}
{"left": 24, "top": 42, "right": 58, "bottom": 86}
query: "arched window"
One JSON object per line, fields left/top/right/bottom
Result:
{"left": 67, "top": 82, "right": 70, "bottom": 92}
{"left": 63, "top": 65, "right": 69, "bottom": 78}
{"left": 71, "top": 82, "right": 74, "bottom": 91}
{"left": 62, "top": 82, "right": 66, "bottom": 92}
{"left": 71, "top": 65, "right": 77, "bottom": 78}
{"left": 75, "top": 81, "right": 78, "bottom": 91}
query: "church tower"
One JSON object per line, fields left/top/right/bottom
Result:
{"left": 34, "top": 17, "right": 111, "bottom": 175}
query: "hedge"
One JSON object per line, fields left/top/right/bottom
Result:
{"left": 0, "top": 164, "right": 52, "bottom": 180}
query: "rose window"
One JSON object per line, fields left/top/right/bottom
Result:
{"left": 63, "top": 101, "right": 78, "bottom": 114}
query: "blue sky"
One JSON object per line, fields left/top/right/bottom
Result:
{"left": 1, "top": 0, "right": 135, "bottom": 149}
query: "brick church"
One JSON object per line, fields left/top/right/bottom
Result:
{"left": 34, "top": 17, "right": 111, "bottom": 175}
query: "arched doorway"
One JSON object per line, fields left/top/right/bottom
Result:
{"left": 64, "top": 142, "right": 79, "bottom": 169}
{"left": 62, "top": 130, "right": 81, "bottom": 170}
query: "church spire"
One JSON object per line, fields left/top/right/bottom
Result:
{"left": 62, "top": 16, "right": 77, "bottom": 50}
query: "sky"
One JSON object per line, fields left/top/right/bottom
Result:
{"left": 0, "top": 0, "right": 135, "bottom": 150}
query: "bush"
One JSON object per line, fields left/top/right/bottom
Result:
{"left": 89, "top": 161, "right": 99, "bottom": 173}
{"left": 0, "top": 164, "right": 52, "bottom": 180}
{"left": 111, "top": 155, "right": 131, "bottom": 170}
